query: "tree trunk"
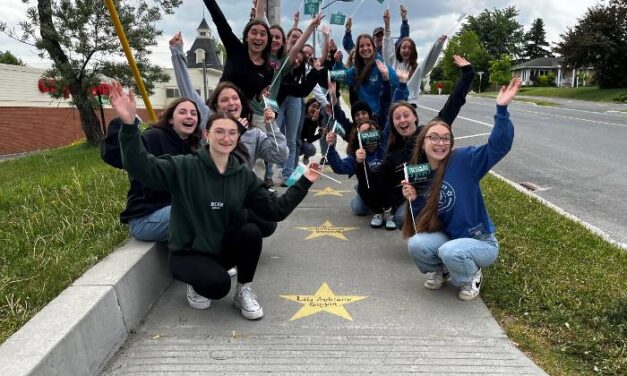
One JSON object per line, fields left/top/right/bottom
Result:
{"left": 38, "top": 0, "right": 104, "bottom": 145}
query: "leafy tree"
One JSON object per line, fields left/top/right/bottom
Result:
{"left": 523, "top": 18, "right": 551, "bottom": 60}
{"left": 489, "top": 55, "right": 513, "bottom": 86}
{"left": 429, "top": 66, "right": 444, "bottom": 82}
{"left": 459, "top": 6, "right": 525, "bottom": 60}
{"left": 0, "top": 0, "right": 181, "bottom": 145}
{"left": 0, "top": 50, "right": 26, "bottom": 66}
{"left": 554, "top": 0, "right": 627, "bottom": 89}
{"left": 439, "top": 31, "right": 492, "bottom": 91}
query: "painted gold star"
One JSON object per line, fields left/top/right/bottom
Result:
{"left": 280, "top": 283, "right": 367, "bottom": 321}
{"left": 310, "top": 187, "right": 351, "bottom": 197}
{"left": 296, "top": 220, "right": 358, "bottom": 240}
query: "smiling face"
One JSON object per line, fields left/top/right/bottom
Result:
{"left": 270, "top": 28, "right": 284, "bottom": 55}
{"left": 246, "top": 24, "right": 269, "bottom": 54}
{"left": 168, "top": 100, "right": 198, "bottom": 139}
{"left": 293, "top": 51, "right": 305, "bottom": 69}
{"left": 307, "top": 100, "right": 321, "bottom": 121}
{"left": 287, "top": 29, "right": 302, "bottom": 50}
{"left": 207, "top": 118, "right": 240, "bottom": 156}
{"left": 422, "top": 123, "right": 452, "bottom": 167}
{"left": 353, "top": 110, "right": 370, "bottom": 126}
{"left": 358, "top": 36, "right": 374, "bottom": 61}
{"left": 392, "top": 105, "right": 417, "bottom": 138}
{"left": 400, "top": 40, "right": 413, "bottom": 61}
{"left": 215, "top": 88, "right": 242, "bottom": 119}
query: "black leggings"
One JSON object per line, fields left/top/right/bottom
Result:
{"left": 246, "top": 209, "right": 277, "bottom": 237}
{"left": 169, "top": 223, "right": 262, "bottom": 299}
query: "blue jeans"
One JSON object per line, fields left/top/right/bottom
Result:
{"left": 277, "top": 96, "right": 304, "bottom": 180}
{"left": 393, "top": 203, "right": 406, "bottom": 228}
{"left": 407, "top": 231, "right": 499, "bottom": 286}
{"left": 350, "top": 192, "right": 373, "bottom": 216}
{"left": 128, "top": 206, "right": 170, "bottom": 242}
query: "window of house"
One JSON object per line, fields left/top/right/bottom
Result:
{"left": 166, "top": 88, "right": 180, "bottom": 98}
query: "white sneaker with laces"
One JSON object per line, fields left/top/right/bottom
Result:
{"left": 227, "top": 267, "right": 237, "bottom": 278}
{"left": 370, "top": 213, "right": 384, "bottom": 228}
{"left": 424, "top": 267, "right": 450, "bottom": 290}
{"left": 458, "top": 269, "right": 483, "bottom": 301}
{"left": 385, "top": 215, "right": 397, "bottom": 230}
{"left": 233, "top": 285, "right": 264, "bottom": 320}
{"left": 186, "top": 284, "right": 211, "bottom": 310}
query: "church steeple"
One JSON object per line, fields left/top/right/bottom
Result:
{"left": 196, "top": 18, "right": 211, "bottom": 40}
{"left": 185, "top": 17, "right": 223, "bottom": 71}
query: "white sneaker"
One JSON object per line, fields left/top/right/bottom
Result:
{"left": 458, "top": 269, "right": 483, "bottom": 301}
{"left": 385, "top": 215, "right": 397, "bottom": 230}
{"left": 424, "top": 267, "right": 450, "bottom": 290}
{"left": 370, "top": 213, "right": 384, "bottom": 228}
{"left": 227, "top": 267, "right": 237, "bottom": 278}
{"left": 233, "top": 285, "right": 264, "bottom": 320}
{"left": 186, "top": 284, "right": 211, "bottom": 309}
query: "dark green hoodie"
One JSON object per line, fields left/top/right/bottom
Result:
{"left": 119, "top": 122, "right": 312, "bottom": 255}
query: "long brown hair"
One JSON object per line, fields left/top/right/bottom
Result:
{"left": 395, "top": 37, "right": 418, "bottom": 77}
{"left": 402, "top": 120, "right": 455, "bottom": 239}
{"left": 386, "top": 102, "right": 419, "bottom": 151}
{"left": 152, "top": 97, "right": 202, "bottom": 151}
{"left": 243, "top": 20, "right": 272, "bottom": 65}
{"left": 354, "top": 34, "right": 376, "bottom": 88}
{"left": 205, "top": 111, "right": 249, "bottom": 161}
{"left": 208, "top": 81, "right": 252, "bottom": 123}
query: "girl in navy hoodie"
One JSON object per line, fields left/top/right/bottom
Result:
{"left": 400, "top": 78, "right": 521, "bottom": 302}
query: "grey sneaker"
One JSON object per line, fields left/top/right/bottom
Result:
{"left": 227, "top": 267, "right": 237, "bottom": 278}
{"left": 233, "top": 285, "right": 264, "bottom": 320}
{"left": 385, "top": 215, "right": 397, "bottom": 230}
{"left": 370, "top": 213, "right": 384, "bottom": 228}
{"left": 458, "top": 269, "right": 483, "bottom": 301}
{"left": 187, "top": 284, "right": 211, "bottom": 310}
{"left": 424, "top": 267, "right": 450, "bottom": 290}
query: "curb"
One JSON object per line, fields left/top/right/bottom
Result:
{"left": 0, "top": 239, "right": 171, "bottom": 376}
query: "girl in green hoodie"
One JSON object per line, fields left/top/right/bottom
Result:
{"left": 110, "top": 81, "right": 321, "bottom": 320}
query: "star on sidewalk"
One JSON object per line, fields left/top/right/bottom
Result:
{"left": 280, "top": 282, "right": 367, "bottom": 321}
{"left": 310, "top": 187, "right": 351, "bottom": 197}
{"left": 296, "top": 220, "right": 358, "bottom": 240}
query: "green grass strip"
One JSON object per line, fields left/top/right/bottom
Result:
{"left": 481, "top": 174, "right": 626, "bottom": 375}
{"left": 0, "top": 143, "right": 128, "bottom": 343}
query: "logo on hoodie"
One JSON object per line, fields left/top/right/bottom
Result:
{"left": 210, "top": 202, "right": 224, "bottom": 210}
{"left": 437, "top": 181, "right": 456, "bottom": 214}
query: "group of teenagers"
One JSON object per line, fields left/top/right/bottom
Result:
{"left": 101, "top": 0, "right": 522, "bottom": 320}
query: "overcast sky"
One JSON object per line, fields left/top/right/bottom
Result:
{"left": 0, "top": 0, "right": 602, "bottom": 69}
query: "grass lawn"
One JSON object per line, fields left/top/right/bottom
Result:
{"left": 0, "top": 142, "right": 129, "bottom": 343}
{"left": 496, "top": 86, "right": 626, "bottom": 103}
{"left": 1, "top": 145, "right": 625, "bottom": 375}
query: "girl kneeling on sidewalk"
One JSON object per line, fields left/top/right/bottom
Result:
{"left": 110, "top": 82, "right": 321, "bottom": 320}
{"left": 400, "top": 78, "right": 521, "bottom": 301}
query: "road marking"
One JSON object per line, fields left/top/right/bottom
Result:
{"left": 456, "top": 132, "right": 491, "bottom": 140}
{"left": 310, "top": 187, "right": 351, "bottom": 196}
{"left": 280, "top": 282, "right": 367, "bottom": 321}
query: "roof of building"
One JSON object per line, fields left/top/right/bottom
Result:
{"left": 512, "top": 57, "right": 562, "bottom": 70}
{"left": 186, "top": 18, "right": 223, "bottom": 71}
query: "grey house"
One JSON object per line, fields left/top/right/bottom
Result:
{"left": 511, "top": 57, "right": 594, "bottom": 87}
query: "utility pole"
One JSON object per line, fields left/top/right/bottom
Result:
{"left": 267, "top": 0, "right": 281, "bottom": 25}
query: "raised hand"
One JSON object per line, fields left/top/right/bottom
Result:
{"left": 169, "top": 31, "right": 183, "bottom": 48}
{"left": 311, "top": 13, "right": 325, "bottom": 28}
{"left": 345, "top": 17, "right": 352, "bottom": 32}
{"left": 383, "top": 9, "right": 390, "bottom": 30}
{"left": 263, "top": 108, "right": 275, "bottom": 124}
{"left": 437, "top": 34, "right": 447, "bottom": 44}
{"left": 293, "top": 10, "right": 300, "bottom": 26}
{"left": 452, "top": 55, "right": 471, "bottom": 67}
{"left": 320, "top": 25, "right": 330, "bottom": 38}
{"left": 496, "top": 77, "right": 522, "bottom": 106}
{"left": 375, "top": 60, "right": 389, "bottom": 81}
{"left": 108, "top": 81, "right": 136, "bottom": 125}
{"left": 400, "top": 5, "right": 408, "bottom": 20}
{"left": 396, "top": 69, "right": 409, "bottom": 84}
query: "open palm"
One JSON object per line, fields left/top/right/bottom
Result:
{"left": 496, "top": 78, "right": 522, "bottom": 106}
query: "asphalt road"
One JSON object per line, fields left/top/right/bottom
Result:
{"left": 416, "top": 94, "right": 627, "bottom": 246}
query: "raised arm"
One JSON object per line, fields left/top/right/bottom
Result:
{"left": 203, "top": 0, "right": 241, "bottom": 52}
{"left": 169, "top": 32, "right": 211, "bottom": 129}
{"left": 397, "top": 5, "right": 409, "bottom": 47}
{"left": 407, "top": 35, "right": 446, "bottom": 101}
{"left": 437, "top": 55, "right": 474, "bottom": 126}
{"left": 382, "top": 9, "right": 395, "bottom": 65}
{"left": 343, "top": 17, "right": 355, "bottom": 52}
{"left": 287, "top": 13, "right": 324, "bottom": 63}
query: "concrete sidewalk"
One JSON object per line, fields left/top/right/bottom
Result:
{"left": 97, "top": 162, "right": 547, "bottom": 375}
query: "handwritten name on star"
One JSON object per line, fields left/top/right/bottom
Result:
{"left": 281, "top": 283, "right": 367, "bottom": 321}
{"left": 296, "top": 220, "right": 358, "bottom": 240}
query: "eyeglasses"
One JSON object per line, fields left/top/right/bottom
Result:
{"left": 426, "top": 135, "right": 451, "bottom": 144}
{"left": 211, "top": 128, "right": 239, "bottom": 139}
